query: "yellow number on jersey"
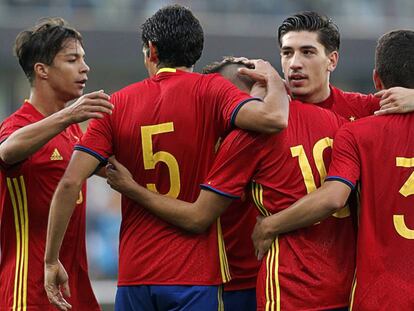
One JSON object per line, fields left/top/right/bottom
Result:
{"left": 141, "top": 122, "right": 181, "bottom": 198}
{"left": 394, "top": 157, "right": 414, "bottom": 239}
{"left": 291, "top": 137, "right": 350, "bottom": 219}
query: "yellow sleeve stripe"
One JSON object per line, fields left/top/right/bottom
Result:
{"left": 251, "top": 182, "right": 271, "bottom": 217}
{"left": 349, "top": 271, "right": 357, "bottom": 311}
{"left": 216, "top": 217, "right": 231, "bottom": 283}
{"left": 7, "top": 176, "right": 29, "bottom": 311}
{"left": 251, "top": 182, "right": 281, "bottom": 311}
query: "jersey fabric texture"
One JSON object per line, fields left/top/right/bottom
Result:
{"left": 202, "top": 101, "right": 355, "bottom": 311}
{"left": 313, "top": 85, "right": 379, "bottom": 121}
{"left": 326, "top": 114, "right": 414, "bottom": 310}
{"left": 76, "top": 69, "right": 256, "bottom": 286}
{"left": 220, "top": 85, "right": 378, "bottom": 294}
{"left": 0, "top": 102, "right": 99, "bottom": 310}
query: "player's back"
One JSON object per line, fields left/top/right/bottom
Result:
{"left": 342, "top": 113, "right": 414, "bottom": 310}
{"left": 79, "top": 69, "right": 252, "bottom": 286}
{"left": 253, "top": 101, "right": 355, "bottom": 310}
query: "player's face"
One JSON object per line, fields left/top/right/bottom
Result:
{"left": 280, "top": 31, "right": 337, "bottom": 103}
{"left": 46, "top": 39, "right": 89, "bottom": 102}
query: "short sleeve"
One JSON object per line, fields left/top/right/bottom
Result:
{"left": 0, "top": 115, "right": 31, "bottom": 170}
{"left": 75, "top": 100, "right": 115, "bottom": 164}
{"left": 204, "top": 74, "right": 261, "bottom": 131}
{"left": 201, "top": 129, "right": 267, "bottom": 198}
{"left": 326, "top": 124, "right": 361, "bottom": 189}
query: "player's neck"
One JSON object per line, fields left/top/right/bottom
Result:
{"left": 28, "top": 86, "right": 67, "bottom": 117}
{"left": 295, "top": 84, "right": 331, "bottom": 104}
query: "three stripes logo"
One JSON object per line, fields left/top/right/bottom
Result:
{"left": 7, "top": 176, "right": 29, "bottom": 311}
{"left": 50, "top": 148, "right": 63, "bottom": 161}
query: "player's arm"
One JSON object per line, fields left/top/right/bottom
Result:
{"left": 252, "top": 180, "right": 351, "bottom": 259}
{"left": 44, "top": 151, "right": 100, "bottom": 310}
{"left": 0, "top": 91, "right": 112, "bottom": 165}
{"left": 106, "top": 157, "right": 233, "bottom": 233}
{"left": 235, "top": 59, "right": 289, "bottom": 134}
{"left": 375, "top": 87, "right": 414, "bottom": 115}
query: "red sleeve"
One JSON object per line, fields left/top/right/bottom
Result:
{"left": 326, "top": 123, "right": 360, "bottom": 189}
{"left": 75, "top": 99, "right": 115, "bottom": 163}
{"left": 0, "top": 115, "right": 31, "bottom": 170}
{"left": 201, "top": 129, "right": 267, "bottom": 198}
{"left": 203, "top": 74, "right": 260, "bottom": 132}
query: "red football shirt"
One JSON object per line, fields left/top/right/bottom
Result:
{"left": 0, "top": 102, "right": 99, "bottom": 311}
{"left": 202, "top": 101, "right": 355, "bottom": 310}
{"left": 76, "top": 69, "right": 256, "bottom": 286}
{"left": 327, "top": 114, "right": 414, "bottom": 310}
{"left": 221, "top": 85, "right": 378, "bottom": 292}
{"left": 314, "top": 85, "right": 379, "bottom": 121}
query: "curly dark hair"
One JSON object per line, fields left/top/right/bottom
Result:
{"left": 14, "top": 17, "right": 82, "bottom": 84}
{"left": 278, "top": 11, "right": 340, "bottom": 53}
{"left": 376, "top": 30, "right": 414, "bottom": 89}
{"left": 141, "top": 5, "right": 204, "bottom": 67}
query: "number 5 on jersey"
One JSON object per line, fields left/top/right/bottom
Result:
{"left": 141, "top": 122, "right": 181, "bottom": 198}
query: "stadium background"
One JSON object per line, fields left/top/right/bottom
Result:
{"left": 0, "top": 0, "right": 413, "bottom": 309}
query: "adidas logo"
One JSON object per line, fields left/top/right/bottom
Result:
{"left": 50, "top": 148, "right": 63, "bottom": 161}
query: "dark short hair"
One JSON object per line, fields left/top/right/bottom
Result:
{"left": 375, "top": 30, "right": 414, "bottom": 89}
{"left": 141, "top": 4, "right": 204, "bottom": 68}
{"left": 14, "top": 17, "right": 82, "bottom": 84}
{"left": 278, "top": 11, "right": 340, "bottom": 53}
{"left": 202, "top": 56, "right": 255, "bottom": 92}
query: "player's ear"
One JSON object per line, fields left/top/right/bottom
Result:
{"left": 148, "top": 41, "right": 159, "bottom": 63}
{"left": 372, "top": 69, "right": 384, "bottom": 91}
{"left": 34, "top": 62, "right": 48, "bottom": 80}
{"left": 327, "top": 51, "right": 338, "bottom": 72}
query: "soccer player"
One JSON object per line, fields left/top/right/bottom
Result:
{"left": 278, "top": 11, "right": 414, "bottom": 119}
{"left": 251, "top": 29, "right": 414, "bottom": 310}
{"left": 0, "top": 18, "right": 113, "bottom": 310}
{"left": 44, "top": 5, "right": 289, "bottom": 311}
{"left": 104, "top": 67, "right": 356, "bottom": 311}
{"left": 216, "top": 15, "right": 414, "bottom": 302}
{"left": 202, "top": 58, "right": 261, "bottom": 311}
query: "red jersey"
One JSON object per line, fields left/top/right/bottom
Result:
{"left": 326, "top": 114, "right": 414, "bottom": 310}
{"left": 202, "top": 101, "right": 355, "bottom": 310}
{"left": 221, "top": 198, "right": 260, "bottom": 291}
{"left": 221, "top": 86, "right": 378, "bottom": 292}
{"left": 0, "top": 102, "right": 99, "bottom": 311}
{"left": 314, "top": 85, "right": 379, "bottom": 121}
{"left": 76, "top": 69, "right": 256, "bottom": 286}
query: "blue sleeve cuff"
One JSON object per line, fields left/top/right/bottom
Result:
{"left": 74, "top": 145, "right": 108, "bottom": 164}
{"left": 200, "top": 184, "right": 240, "bottom": 199}
{"left": 230, "top": 97, "right": 263, "bottom": 127}
{"left": 325, "top": 176, "right": 355, "bottom": 190}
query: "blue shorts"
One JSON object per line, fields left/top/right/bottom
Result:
{"left": 115, "top": 285, "right": 223, "bottom": 311}
{"left": 223, "top": 288, "right": 256, "bottom": 311}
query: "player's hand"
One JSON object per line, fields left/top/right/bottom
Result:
{"left": 61, "top": 90, "right": 113, "bottom": 124}
{"left": 238, "top": 59, "right": 280, "bottom": 84}
{"left": 44, "top": 260, "right": 72, "bottom": 310}
{"left": 106, "top": 156, "right": 136, "bottom": 194}
{"left": 374, "top": 87, "right": 414, "bottom": 115}
{"left": 252, "top": 216, "right": 274, "bottom": 260}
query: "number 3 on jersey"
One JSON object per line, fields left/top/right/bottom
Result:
{"left": 394, "top": 157, "right": 414, "bottom": 239}
{"left": 291, "top": 137, "right": 350, "bottom": 218}
{"left": 141, "top": 122, "right": 181, "bottom": 198}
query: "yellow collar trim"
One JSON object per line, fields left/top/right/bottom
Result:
{"left": 156, "top": 68, "right": 177, "bottom": 75}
